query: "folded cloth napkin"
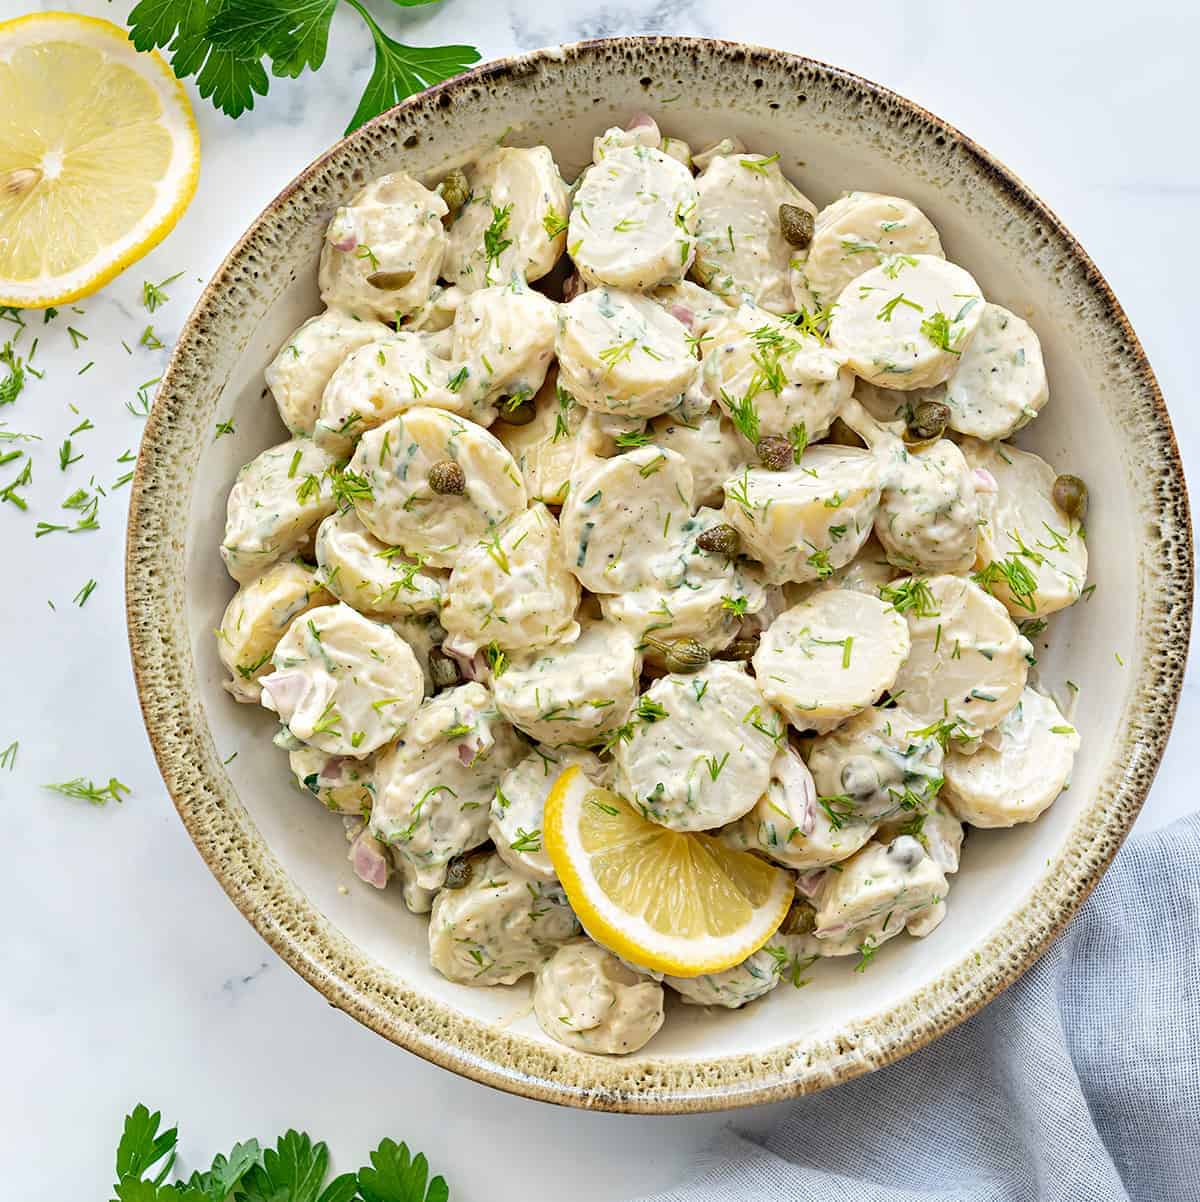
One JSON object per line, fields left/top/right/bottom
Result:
{"left": 638, "top": 813, "right": 1200, "bottom": 1202}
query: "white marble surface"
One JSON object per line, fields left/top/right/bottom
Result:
{"left": 1, "top": 0, "right": 1195, "bottom": 1196}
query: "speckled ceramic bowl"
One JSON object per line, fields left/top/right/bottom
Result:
{"left": 126, "top": 37, "right": 1192, "bottom": 1112}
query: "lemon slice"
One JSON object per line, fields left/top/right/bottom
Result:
{"left": 0, "top": 12, "right": 200, "bottom": 307}
{"left": 544, "top": 765, "right": 793, "bottom": 977}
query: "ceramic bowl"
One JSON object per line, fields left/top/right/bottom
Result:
{"left": 126, "top": 36, "right": 1192, "bottom": 1112}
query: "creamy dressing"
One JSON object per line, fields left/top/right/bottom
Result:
{"left": 372, "top": 682, "right": 526, "bottom": 889}
{"left": 614, "top": 661, "right": 782, "bottom": 832}
{"left": 266, "top": 310, "right": 390, "bottom": 436}
{"left": 428, "top": 850, "right": 580, "bottom": 985}
{"left": 961, "top": 438, "right": 1088, "bottom": 617}
{"left": 721, "top": 446, "right": 881, "bottom": 586}
{"left": 440, "top": 502, "right": 581, "bottom": 655}
{"left": 492, "top": 618, "right": 641, "bottom": 747}
{"left": 319, "top": 172, "right": 448, "bottom": 321}
{"left": 805, "top": 192, "right": 944, "bottom": 305}
{"left": 754, "top": 590, "right": 910, "bottom": 732}
{"left": 314, "top": 506, "right": 445, "bottom": 618}
{"left": 221, "top": 437, "right": 342, "bottom": 584}
{"left": 829, "top": 256, "right": 985, "bottom": 390}
{"left": 260, "top": 601, "right": 424, "bottom": 758}
{"left": 443, "top": 146, "right": 570, "bottom": 291}
{"left": 942, "top": 686, "right": 1078, "bottom": 827}
{"left": 569, "top": 145, "right": 699, "bottom": 291}
{"left": 219, "top": 119, "right": 1091, "bottom": 1042}
{"left": 349, "top": 407, "right": 527, "bottom": 566}
{"left": 217, "top": 559, "right": 332, "bottom": 702}
{"left": 702, "top": 303, "right": 853, "bottom": 446}
{"left": 691, "top": 152, "right": 817, "bottom": 314}
{"left": 534, "top": 940, "right": 665, "bottom": 1052}
{"left": 556, "top": 288, "right": 698, "bottom": 418}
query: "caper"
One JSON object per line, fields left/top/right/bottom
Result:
{"left": 757, "top": 434, "right": 794, "bottom": 472}
{"left": 696, "top": 523, "right": 741, "bottom": 556}
{"left": 439, "top": 167, "right": 470, "bottom": 216}
{"left": 428, "top": 460, "right": 466, "bottom": 495}
{"left": 498, "top": 397, "right": 536, "bottom": 425}
{"left": 366, "top": 269, "right": 415, "bottom": 291}
{"left": 780, "top": 899, "right": 817, "bottom": 936}
{"left": 443, "top": 854, "right": 475, "bottom": 890}
{"left": 429, "top": 646, "right": 461, "bottom": 690}
{"left": 904, "top": 399, "right": 950, "bottom": 447}
{"left": 778, "top": 203, "right": 814, "bottom": 249}
{"left": 1052, "top": 473, "right": 1088, "bottom": 520}
{"left": 718, "top": 636, "right": 759, "bottom": 662}
{"left": 662, "top": 637, "right": 711, "bottom": 674}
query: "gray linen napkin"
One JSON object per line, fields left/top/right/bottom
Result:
{"left": 637, "top": 813, "right": 1200, "bottom": 1202}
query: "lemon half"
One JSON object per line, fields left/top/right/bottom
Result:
{"left": 544, "top": 765, "right": 793, "bottom": 978}
{"left": 0, "top": 12, "right": 200, "bottom": 307}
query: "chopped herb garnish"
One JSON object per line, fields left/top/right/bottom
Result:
{"left": 44, "top": 776, "right": 131, "bottom": 806}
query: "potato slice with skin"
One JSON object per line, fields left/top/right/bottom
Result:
{"left": 314, "top": 507, "right": 444, "bottom": 618}
{"left": 702, "top": 303, "right": 853, "bottom": 446}
{"left": 805, "top": 192, "right": 944, "bottom": 305}
{"left": 878, "top": 798, "right": 964, "bottom": 875}
{"left": 614, "top": 661, "right": 783, "bottom": 833}
{"left": 812, "top": 837, "right": 949, "bottom": 955}
{"left": 491, "top": 747, "right": 605, "bottom": 881}
{"left": 288, "top": 745, "right": 374, "bottom": 816}
{"left": 428, "top": 852, "right": 579, "bottom": 985}
{"left": 888, "top": 574, "right": 1032, "bottom": 743}
{"left": 443, "top": 146, "right": 569, "bottom": 291}
{"left": 754, "top": 590, "right": 910, "bottom": 733}
{"left": 319, "top": 172, "right": 448, "bottom": 321}
{"left": 449, "top": 284, "right": 558, "bottom": 423}
{"left": 600, "top": 515, "right": 768, "bottom": 661}
{"left": 220, "top": 437, "right": 340, "bottom": 584}
{"left": 217, "top": 560, "right": 332, "bottom": 703}
{"left": 349, "top": 408, "right": 527, "bottom": 567}
{"left": 265, "top": 309, "right": 390, "bottom": 436}
{"left": 829, "top": 255, "right": 984, "bottom": 390}
{"left": 691, "top": 151, "right": 818, "bottom": 314}
{"left": 943, "top": 686, "right": 1079, "bottom": 828}
{"left": 721, "top": 446, "right": 881, "bottom": 586}
{"left": 873, "top": 435, "right": 981, "bottom": 574}
{"left": 648, "top": 407, "right": 747, "bottom": 508}
{"left": 569, "top": 145, "right": 699, "bottom": 291}
{"left": 260, "top": 602, "right": 424, "bottom": 759}
{"left": 440, "top": 503, "right": 581, "bottom": 655}
{"left": 943, "top": 303, "right": 1049, "bottom": 439}
{"left": 371, "top": 683, "right": 526, "bottom": 889}
{"left": 593, "top": 117, "right": 662, "bottom": 161}
{"left": 663, "top": 942, "right": 793, "bottom": 1008}
{"left": 806, "top": 705, "right": 945, "bottom": 823}
{"left": 960, "top": 438, "right": 1088, "bottom": 618}
{"left": 535, "top": 940, "right": 665, "bottom": 1052}
{"left": 497, "top": 372, "right": 583, "bottom": 505}
{"left": 492, "top": 619, "right": 641, "bottom": 747}
{"left": 559, "top": 444, "right": 694, "bottom": 594}
{"left": 719, "top": 743, "right": 864, "bottom": 872}
{"left": 315, "top": 332, "right": 461, "bottom": 454}
{"left": 556, "top": 288, "right": 698, "bottom": 418}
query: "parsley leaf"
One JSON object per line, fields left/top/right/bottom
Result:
{"left": 115, "top": 1104, "right": 179, "bottom": 1187}
{"left": 342, "top": 0, "right": 480, "bottom": 134}
{"left": 357, "top": 1138, "right": 449, "bottom": 1202}
{"left": 184, "top": 1140, "right": 262, "bottom": 1200}
{"left": 125, "top": 0, "right": 479, "bottom": 130}
{"left": 238, "top": 1130, "right": 356, "bottom": 1202}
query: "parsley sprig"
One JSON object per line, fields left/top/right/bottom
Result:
{"left": 111, "top": 1103, "right": 450, "bottom": 1200}
{"left": 126, "top": 0, "right": 480, "bottom": 133}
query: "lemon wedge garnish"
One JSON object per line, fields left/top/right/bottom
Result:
{"left": 544, "top": 765, "right": 793, "bottom": 978}
{"left": 0, "top": 12, "right": 200, "bottom": 307}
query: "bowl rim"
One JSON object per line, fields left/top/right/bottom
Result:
{"left": 126, "top": 34, "right": 1194, "bottom": 1113}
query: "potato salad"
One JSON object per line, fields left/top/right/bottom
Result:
{"left": 217, "top": 115, "right": 1088, "bottom": 1057}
